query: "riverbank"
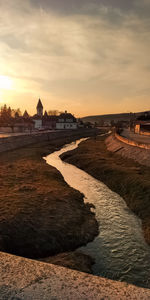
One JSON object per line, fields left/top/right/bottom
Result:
{"left": 0, "top": 132, "right": 98, "bottom": 273}
{"left": 61, "top": 134, "right": 150, "bottom": 245}
{"left": 106, "top": 133, "right": 150, "bottom": 166}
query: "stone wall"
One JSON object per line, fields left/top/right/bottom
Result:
{"left": 0, "top": 251, "right": 150, "bottom": 299}
{"left": 0, "top": 129, "right": 96, "bottom": 153}
{"left": 115, "top": 132, "right": 150, "bottom": 150}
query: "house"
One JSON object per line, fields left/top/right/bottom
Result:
{"left": 32, "top": 114, "right": 43, "bottom": 129}
{"left": 42, "top": 112, "right": 57, "bottom": 130}
{"left": 134, "top": 121, "right": 150, "bottom": 135}
{"left": 56, "top": 111, "right": 77, "bottom": 130}
{"left": 134, "top": 111, "right": 150, "bottom": 135}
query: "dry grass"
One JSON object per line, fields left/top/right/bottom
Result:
{"left": 39, "top": 251, "right": 94, "bottom": 274}
{"left": 0, "top": 136, "right": 98, "bottom": 259}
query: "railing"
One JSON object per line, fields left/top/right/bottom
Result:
{"left": 115, "top": 132, "right": 150, "bottom": 150}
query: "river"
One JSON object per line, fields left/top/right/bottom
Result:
{"left": 45, "top": 137, "right": 150, "bottom": 288}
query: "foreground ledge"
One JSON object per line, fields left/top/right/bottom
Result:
{"left": 0, "top": 251, "right": 150, "bottom": 300}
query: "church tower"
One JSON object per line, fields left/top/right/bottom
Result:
{"left": 37, "top": 99, "right": 43, "bottom": 117}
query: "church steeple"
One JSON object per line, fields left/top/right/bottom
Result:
{"left": 37, "top": 99, "right": 43, "bottom": 117}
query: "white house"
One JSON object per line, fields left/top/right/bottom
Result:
{"left": 33, "top": 116, "right": 42, "bottom": 129}
{"left": 56, "top": 112, "right": 77, "bottom": 130}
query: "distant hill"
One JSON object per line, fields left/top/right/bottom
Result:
{"left": 81, "top": 111, "right": 149, "bottom": 124}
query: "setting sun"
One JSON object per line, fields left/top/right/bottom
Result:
{"left": 0, "top": 75, "right": 13, "bottom": 90}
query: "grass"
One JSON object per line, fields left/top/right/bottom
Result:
{"left": 0, "top": 135, "right": 98, "bottom": 259}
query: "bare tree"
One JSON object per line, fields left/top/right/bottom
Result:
{"left": 48, "top": 110, "right": 59, "bottom": 116}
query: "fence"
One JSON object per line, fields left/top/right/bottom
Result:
{"left": 115, "top": 132, "right": 150, "bottom": 150}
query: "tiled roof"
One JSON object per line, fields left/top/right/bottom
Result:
{"left": 58, "top": 113, "right": 76, "bottom": 122}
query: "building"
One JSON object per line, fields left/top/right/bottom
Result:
{"left": 42, "top": 112, "right": 57, "bottom": 130}
{"left": 37, "top": 99, "right": 43, "bottom": 117}
{"left": 134, "top": 121, "right": 150, "bottom": 135}
{"left": 34, "top": 101, "right": 78, "bottom": 130}
{"left": 56, "top": 111, "right": 77, "bottom": 130}
{"left": 0, "top": 99, "right": 78, "bottom": 132}
{"left": 32, "top": 99, "right": 43, "bottom": 129}
{"left": 134, "top": 111, "right": 150, "bottom": 135}
{"left": 32, "top": 114, "right": 43, "bottom": 130}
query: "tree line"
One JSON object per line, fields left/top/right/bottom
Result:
{"left": 0, "top": 105, "right": 21, "bottom": 125}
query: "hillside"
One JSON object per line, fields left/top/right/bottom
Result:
{"left": 82, "top": 111, "right": 149, "bottom": 124}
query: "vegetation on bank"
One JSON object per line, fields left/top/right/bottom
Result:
{"left": 0, "top": 134, "right": 98, "bottom": 269}
{"left": 39, "top": 251, "right": 94, "bottom": 274}
{"left": 61, "top": 134, "right": 150, "bottom": 245}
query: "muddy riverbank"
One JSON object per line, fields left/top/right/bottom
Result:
{"left": 61, "top": 134, "right": 150, "bottom": 245}
{"left": 0, "top": 131, "right": 99, "bottom": 273}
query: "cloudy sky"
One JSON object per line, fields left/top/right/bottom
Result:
{"left": 0, "top": 0, "right": 150, "bottom": 117}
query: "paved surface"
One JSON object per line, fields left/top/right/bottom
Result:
{"left": 0, "top": 251, "right": 150, "bottom": 299}
{"left": 122, "top": 129, "right": 150, "bottom": 145}
{"left": 0, "top": 130, "right": 57, "bottom": 138}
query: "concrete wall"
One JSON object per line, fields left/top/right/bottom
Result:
{"left": 0, "top": 251, "right": 150, "bottom": 299}
{"left": 0, "top": 129, "right": 96, "bottom": 154}
{"left": 56, "top": 123, "right": 77, "bottom": 130}
{"left": 115, "top": 132, "right": 150, "bottom": 150}
{"left": 0, "top": 126, "right": 25, "bottom": 133}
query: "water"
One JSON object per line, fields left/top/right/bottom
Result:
{"left": 45, "top": 138, "right": 150, "bottom": 288}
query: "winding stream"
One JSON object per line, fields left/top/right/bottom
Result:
{"left": 45, "top": 137, "right": 150, "bottom": 288}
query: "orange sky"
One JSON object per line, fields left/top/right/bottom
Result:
{"left": 0, "top": 0, "right": 150, "bottom": 117}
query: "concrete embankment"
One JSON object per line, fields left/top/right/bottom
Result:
{"left": 0, "top": 129, "right": 97, "bottom": 153}
{"left": 106, "top": 134, "right": 150, "bottom": 167}
{"left": 115, "top": 132, "right": 150, "bottom": 150}
{"left": 1, "top": 251, "right": 150, "bottom": 300}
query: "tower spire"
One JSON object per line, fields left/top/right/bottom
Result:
{"left": 37, "top": 99, "right": 43, "bottom": 117}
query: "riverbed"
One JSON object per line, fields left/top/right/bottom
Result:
{"left": 45, "top": 137, "right": 150, "bottom": 288}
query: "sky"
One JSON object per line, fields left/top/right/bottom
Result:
{"left": 0, "top": 0, "right": 150, "bottom": 117}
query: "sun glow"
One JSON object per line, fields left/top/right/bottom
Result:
{"left": 0, "top": 75, "right": 13, "bottom": 90}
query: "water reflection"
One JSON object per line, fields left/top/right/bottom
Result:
{"left": 45, "top": 138, "right": 150, "bottom": 288}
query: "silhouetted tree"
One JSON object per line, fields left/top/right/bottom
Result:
{"left": 48, "top": 110, "right": 59, "bottom": 116}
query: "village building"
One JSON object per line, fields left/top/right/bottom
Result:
{"left": 33, "top": 100, "right": 78, "bottom": 130}
{"left": 42, "top": 112, "right": 57, "bottom": 130}
{"left": 134, "top": 112, "right": 150, "bottom": 136}
{"left": 32, "top": 100, "right": 58, "bottom": 130}
{"left": 0, "top": 99, "right": 78, "bottom": 132}
{"left": 32, "top": 99, "right": 43, "bottom": 129}
{"left": 134, "top": 121, "right": 150, "bottom": 136}
{"left": 56, "top": 111, "right": 77, "bottom": 130}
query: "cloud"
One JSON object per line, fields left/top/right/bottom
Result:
{"left": 0, "top": 0, "right": 150, "bottom": 115}
{"left": 29, "top": 0, "right": 134, "bottom": 15}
